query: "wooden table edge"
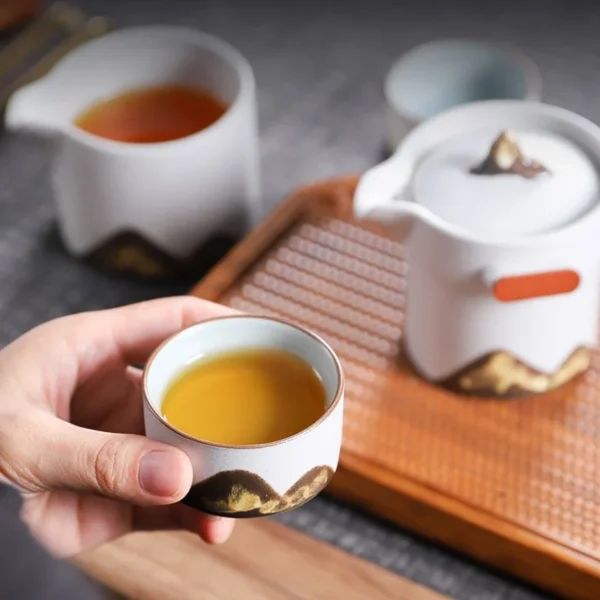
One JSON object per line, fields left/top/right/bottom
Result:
{"left": 75, "top": 519, "right": 451, "bottom": 600}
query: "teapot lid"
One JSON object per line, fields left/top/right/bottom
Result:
{"left": 411, "top": 127, "right": 599, "bottom": 240}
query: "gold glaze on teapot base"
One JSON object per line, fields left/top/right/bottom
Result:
{"left": 436, "top": 347, "right": 591, "bottom": 398}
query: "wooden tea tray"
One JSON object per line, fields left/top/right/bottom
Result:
{"left": 191, "top": 176, "right": 600, "bottom": 600}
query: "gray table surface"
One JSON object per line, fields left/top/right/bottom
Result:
{"left": 4, "top": 0, "right": 599, "bottom": 598}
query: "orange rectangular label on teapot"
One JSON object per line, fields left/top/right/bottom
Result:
{"left": 493, "top": 270, "right": 580, "bottom": 302}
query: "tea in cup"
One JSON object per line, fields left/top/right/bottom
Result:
{"left": 143, "top": 316, "right": 344, "bottom": 517}
{"left": 162, "top": 347, "right": 328, "bottom": 445}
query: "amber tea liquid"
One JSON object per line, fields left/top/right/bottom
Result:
{"left": 74, "top": 84, "right": 227, "bottom": 143}
{"left": 161, "top": 348, "right": 327, "bottom": 445}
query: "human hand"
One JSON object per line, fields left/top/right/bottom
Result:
{"left": 0, "top": 296, "right": 236, "bottom": 557}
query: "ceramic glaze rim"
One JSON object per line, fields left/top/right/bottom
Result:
{"left": 384, "top": 38, "right": 542, "bottom": 123}
{"left": 52, "top": 26, "right": 255, "bottom": 154}
{"left": 142, "top": 315, "right": 344, "bottom": 450}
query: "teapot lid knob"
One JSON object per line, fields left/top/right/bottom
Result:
{"left": 470, "top": 130, "right": 549, "bottom": 179}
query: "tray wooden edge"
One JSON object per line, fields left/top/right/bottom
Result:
{"left": 190, "top": 175, "right": 359, "bottom": 301}
{"left": 331, "top": 458, "right": 600, "bottom": 600}
{"left": 190, "top": 175, "right": 600, "bottom": 600}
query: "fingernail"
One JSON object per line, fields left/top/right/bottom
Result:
{"left": 139, "top": 451, "right": 184, "bottom": 498}
{"left": 198, "top": 515, "right": 235, "bottom": 545}
{"left": 211, "top": 518, "right": 235, "bottom": 544}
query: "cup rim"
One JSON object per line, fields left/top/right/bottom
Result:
{"left": 142, "top": 314, "right": 345, "bottom": 450}
{"left": 57, "top": 26, "right": 255, "bottom": 154}
{"left": 384, "top": 37, "right": 542, "bottom": 123}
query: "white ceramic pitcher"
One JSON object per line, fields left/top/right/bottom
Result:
{"left": 5, "top": 26, "right": 261, "bottom": 279}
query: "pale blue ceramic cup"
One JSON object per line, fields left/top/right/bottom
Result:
{"left": 384, "top": 39, "right": 542, "bottom": 150}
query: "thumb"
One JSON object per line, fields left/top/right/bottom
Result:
{"left": 1, "top": 412, "right": 193, "bottom": 505}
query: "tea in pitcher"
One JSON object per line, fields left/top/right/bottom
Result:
{"left": 161, "top": 348, "right": 327, "bottom": 445}
{"left": 74, "top": 84, "right": 227, "bottom": 143}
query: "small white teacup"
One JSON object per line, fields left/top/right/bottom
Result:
{"left": 384, "top": 38, "right": 542, "bottom": 151}
{"left": 142, "top": 315, "right": 344, "bottom": 518}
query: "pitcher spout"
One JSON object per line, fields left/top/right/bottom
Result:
{"left": 5, "top": 80, "right": 64, "bottom": 136}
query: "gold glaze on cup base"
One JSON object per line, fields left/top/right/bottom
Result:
{"left": 182, "top": 466, "right": 334, "bottom": 518}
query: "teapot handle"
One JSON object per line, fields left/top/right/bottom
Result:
{"left": 482, "top": 267, "right": 580, "bottom": 302}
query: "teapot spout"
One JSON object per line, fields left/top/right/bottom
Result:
{"left": 5, "top": 80, "right": 63, "bottom": 136}
{"left": 358, "top": 199, "right": 432, "bottom": 241}
{"left": 354, "top": 159, "right": 436, "bottom": 241}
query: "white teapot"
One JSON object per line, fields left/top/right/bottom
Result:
{"left": 354, "top": 101, "right": 600, "bottom": 397}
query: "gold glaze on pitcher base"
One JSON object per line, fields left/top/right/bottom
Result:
{"left": 84, "top": 230, "right": 237, "bottom": 280}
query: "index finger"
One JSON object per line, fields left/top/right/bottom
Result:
{"left": 103, "top": 296, "right": 239, "bottom": 365}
